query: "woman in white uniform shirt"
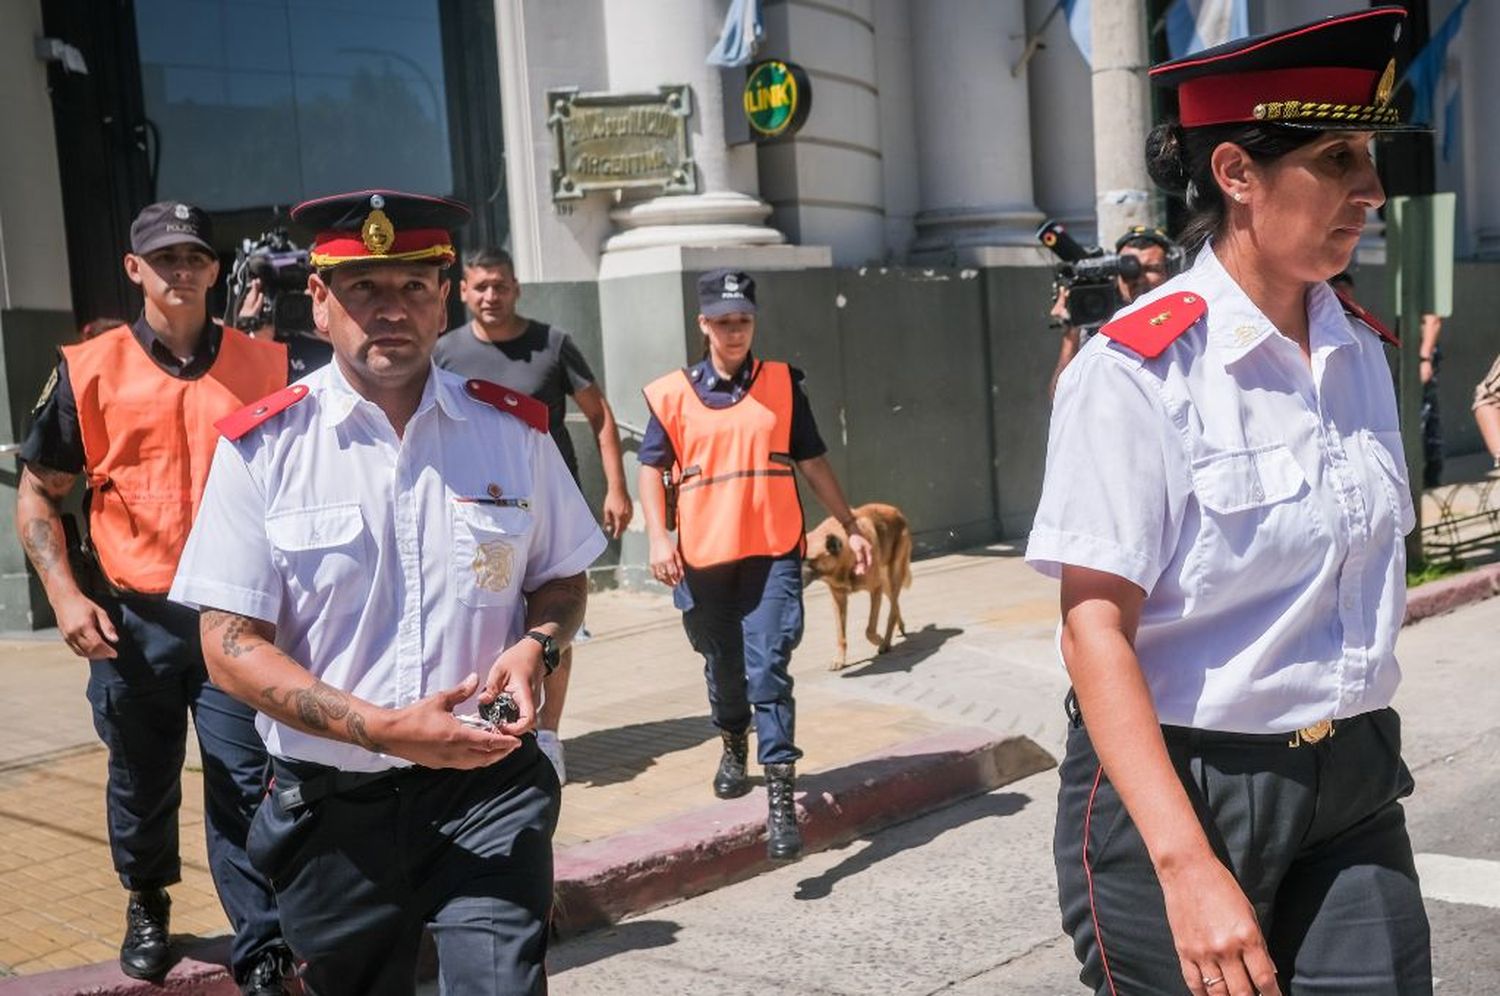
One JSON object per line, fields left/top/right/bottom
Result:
{"left": 1027, "top": 8, "right": 1432, "bottom": 996}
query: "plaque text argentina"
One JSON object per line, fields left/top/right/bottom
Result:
{"left": 547, "top": 85, "right": 697, "bottom": 201}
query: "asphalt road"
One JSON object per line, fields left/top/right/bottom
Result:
{"left": 546, "top": 595, "right": 1500, "bottom": 995}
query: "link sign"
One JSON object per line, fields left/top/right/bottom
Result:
{"left": 547, "top": 85, "right": 697, "bottom": 201}
{"left": 743, "top": 60, "right": 811, "bottom": 140}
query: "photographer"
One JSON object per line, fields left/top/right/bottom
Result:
{"left": 228, "top": 230, "right": 333, "bottom": 377}
{"left": 1048, "top": 226, "right": 1176, "bottom": 400}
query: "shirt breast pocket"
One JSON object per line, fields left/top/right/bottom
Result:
{"left": 1363, "top": 429, "right": 1417, "bottom": 536}
{"left": 451, "top": 502, "right": 533, "bottom": 607}
{"left": 265, "top": 503, "right": 371, "bottom": 616}
{"left": 1189, "top": 444, "right": 1326, "bottom": 593}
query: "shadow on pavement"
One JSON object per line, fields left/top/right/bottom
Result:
{"left": 835, "top": 623, "right": 964, "bottom": 677}
{"left": 792, "top": 791, "right": 1030, "bottom": 901}
{"left": 565, "top": 715, "right": 718, "bottom": 788}
{"left": 548, "top": 918, "right": 682, "bottom": 973}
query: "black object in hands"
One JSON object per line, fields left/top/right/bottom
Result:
{"left": 480, "top": 692, "right": 520, "bottom": 727}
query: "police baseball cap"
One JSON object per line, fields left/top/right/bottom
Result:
{"left": 697, "top": 268, "right": 757, "bottom": 317}
{"left": 130, "top": 201, "right": 214, "bottom": 255}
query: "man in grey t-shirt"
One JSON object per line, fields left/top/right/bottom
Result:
{"left": 433, "top": 247, "right": 632, "bottom": 784}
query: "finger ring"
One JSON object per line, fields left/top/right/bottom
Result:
{"left": 1202, "top": 977, "right": 1224, "bottom": 987}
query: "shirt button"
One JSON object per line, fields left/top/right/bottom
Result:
{"left": 1342, "top": 594, "right": 1355, "bottom": 609}
{"left": 1250, "top": 483, "right": 1264, "bottom": 502}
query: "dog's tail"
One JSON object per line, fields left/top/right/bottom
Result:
{"left": 894, "top": 516, "right": 913, "bottom": 590}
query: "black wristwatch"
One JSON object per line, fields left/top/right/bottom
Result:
{"left": 524, "top": 630, "right": 560, "bottom": 676}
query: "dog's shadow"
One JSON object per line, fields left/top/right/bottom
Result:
{"left": 834, "top": 622, "right": 963, "bottom": 677}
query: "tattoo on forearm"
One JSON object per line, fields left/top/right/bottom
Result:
{"left": 260, "top": 681, "right": 385, "bottom": 753}
{"left": 201, "top": 608, "right": 385, "bottom": 752}
{"left": 525, "top": 573, "right": 588, "bottom": 640}
{"left": 20, "top": 518, "right": 64, "bottom": 574}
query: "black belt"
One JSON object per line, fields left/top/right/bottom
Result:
{"left": 271, "top": 758, "right": 403, "bottom": 813}
{"left": 1066, "top": 690, "right": 1376, "bottom": 749}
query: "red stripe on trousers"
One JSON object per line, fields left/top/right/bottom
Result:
{"left": 1084, "top": 764, "right": 1120, "bottom": 996}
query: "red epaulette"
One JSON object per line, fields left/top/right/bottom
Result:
{"left": 463, "top": 379, "right": 548, "bottom": 433}
{"left": 215, "top": 384, "right": 311, "bottom": 440}
{"left": 1098, "top": 291, "right": 1207, "bottom": 359}
{"left": 1332, "top": 287, "right": 1400, "bottom": 347}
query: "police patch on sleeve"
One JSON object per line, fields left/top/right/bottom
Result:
{"left": 30, "top": 367, "right": 59, "bottom": 417}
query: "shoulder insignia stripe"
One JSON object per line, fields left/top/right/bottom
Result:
{"left": 1099, "top": 291, "right": 1207, "bottom": 358}
{"left": 215, "top": 384, "right": 310, "bottom": 440}
{"left": 464, "top": 379, "right": 548, "bottom": 433}
{"left": 1333, "top": 287, "right": 1399, "bottom": 347}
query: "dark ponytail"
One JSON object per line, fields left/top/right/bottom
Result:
{"left": 1146, "top": 119, "right": 1323, "bottom": 251}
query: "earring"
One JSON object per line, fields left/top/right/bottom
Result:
{"left": 1233, "top": 193, "right": 1245, "bottom": 203}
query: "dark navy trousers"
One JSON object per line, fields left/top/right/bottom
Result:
{"left": 249, "top": 739, "right": 560, "bottom": 996}
{"left": 1055, "top": 706, "right": 1432, "bottom": 995}
{"left": 86, "top": 593, "right": 282, "bottom": 980}
{"left": 675, "top": 552, "right": 805, "bottom": 765}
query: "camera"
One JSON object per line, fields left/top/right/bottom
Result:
{"left": 225, "top": 229, "right": 313, "bottom": 336}
{"left": 1036, "top": 220, "right": 1145, "bottom": 330}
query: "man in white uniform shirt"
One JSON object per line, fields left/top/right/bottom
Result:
{"left": 170, "top": 190, "right": 605, "bottom": 996}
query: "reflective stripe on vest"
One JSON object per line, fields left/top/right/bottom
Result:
{"left": 643, "top": 360, "right": 805, "bottom": 568}
{"left": 63, "top": 325, "right": 287, "bottom": 593}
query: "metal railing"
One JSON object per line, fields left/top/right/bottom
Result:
{"left": 1422, "top": 474, "right": 1500, "bottom": 560}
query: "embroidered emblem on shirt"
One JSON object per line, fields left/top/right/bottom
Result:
{"left": 472, "top": 539, "right": 514, "bottom": 592}
{"left": 1234, "top": 325, "right": 1259, "bottom": 346}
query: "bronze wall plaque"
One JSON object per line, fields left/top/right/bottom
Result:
{"left": 547, "top": 85, "right": 697, "bottom": 201}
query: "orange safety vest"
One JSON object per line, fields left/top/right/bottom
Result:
{"left": 643, "top": 359, "right": 805, "bottom": 569}
{"left": 63, "top": 323, "right": 287, "bottom": 593}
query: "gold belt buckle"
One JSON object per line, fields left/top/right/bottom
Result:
{"left": 1288, "top": 719, "right": 1334, "bottom": 748}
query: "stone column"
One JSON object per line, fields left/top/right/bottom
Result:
{"left": 1465, "top": 0, "right": 1500, "bottom": 257}
{"left": 909, "top": 0, "right": 1044, "bottom": 265}
{"left": 1090, "top": 0, "right": 1156, "bottom": 244}
{"left": 1025, "top": 0, "right": 1096, "bottom": 244}
{"left": 600, "top": 0, "right": 783, "bottom": 253}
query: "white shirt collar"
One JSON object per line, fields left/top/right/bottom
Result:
{"left": 321, "top": 359, "right": 467, "bottom": 430}
{"left": 1193, "top": 245, "right": 1356, "bottom": 365}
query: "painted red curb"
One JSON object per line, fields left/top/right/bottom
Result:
{"left": 1404, "top": 563, "right": 1500, "bottom": 625}
{"left": 0, "top": 937, "right": 236, "bottom": 995}
{"left": 551, "top": 728, "right": 1055, "bottom": 935}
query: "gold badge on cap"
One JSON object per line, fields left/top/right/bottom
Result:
{"left": 362, "top": 208, "right": 395, "bottom": 255}
{"left": 1375, "top": 58, "right": 1396, "bottom": 107}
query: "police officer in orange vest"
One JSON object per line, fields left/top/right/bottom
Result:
{"left": 638, "top": 269, "right": 872, "bottom": 860}
{"left": 14, "top": 202, "right": 293, "bottom": 993}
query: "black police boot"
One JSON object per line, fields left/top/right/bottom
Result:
{"left": 713, "top": 729, "right": 751, "bottom": 799}
{"left": 119, "top": 888, "right": 171, "bottom": 980}
{"left": 241, "top": 944, "right": 296, "bottom": 995}
{"left": 764, "top": 763, "right": 802, "bottom": 860}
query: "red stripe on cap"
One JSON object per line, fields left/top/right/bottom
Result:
{"left": 1150, "top": 7, "right": 1401, "bottom": 76}
{"left": 311, "top": 227, "right": 453, "bottom": 258}
{"left": 1178, "top": 66, "right": 1378, "bottom": 127}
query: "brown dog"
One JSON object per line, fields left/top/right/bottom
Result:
{"left": 803, "top": 502, "right": 912, "bottom": 670}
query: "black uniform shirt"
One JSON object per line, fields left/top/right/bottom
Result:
{"left": 20, "top": 315, "right": 231, "bottom": 474}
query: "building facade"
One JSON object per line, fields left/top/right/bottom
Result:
{"left": 1, "top": 0, "right": 1496, "bottom": 627}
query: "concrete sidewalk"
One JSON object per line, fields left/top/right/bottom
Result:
{"left": 0, "top": 545, "right": 1064, "bottom": 980}
{"left": 3, "top": 524, "right": 1494, "bottom": 986}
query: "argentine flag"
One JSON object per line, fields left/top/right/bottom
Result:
{"left": 1166, "top": 0, "right": 1248, "bottom": 59}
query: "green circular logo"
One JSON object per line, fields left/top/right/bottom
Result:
{"left": 743, "top": 60, "right": 810, "bottom": 139}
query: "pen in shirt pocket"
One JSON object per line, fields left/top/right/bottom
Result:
{"left": 453, "top": 496, "right": 532, "bottom": 510}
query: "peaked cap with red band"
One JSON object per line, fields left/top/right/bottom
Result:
{"left": 291, "top": 189, "right": 470, "bottom": 270}
{"left": 1100, "top": 292, "right": 1207, "bottom": 359}
{"left": 1151, "top": 6, "right": 1426, "bottom": 133}
{"left": 464, "top": 379, "right": 549, "bottom": 434}
{"left": 216, "top": 384, "right": 311, "bottom": 440}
